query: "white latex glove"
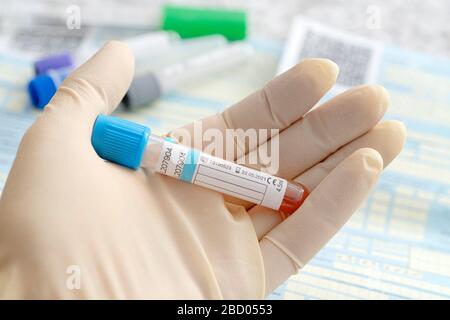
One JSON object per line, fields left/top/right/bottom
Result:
{"left": 0, "top": 42, "right": 405, "bottom": 299}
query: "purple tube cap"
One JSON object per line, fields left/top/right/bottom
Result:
{"left": 34, "top": 53, "right": 75, "bottom": 75}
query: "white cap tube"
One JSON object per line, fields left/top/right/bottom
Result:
{"left": 155, "top": 42, "right": 255, "bottom": 93}
{"left": 123, "top": 42, "right": 255, "bottom": 109}
{"left": 77, "top": 31, "right": 180, "bottom": 65}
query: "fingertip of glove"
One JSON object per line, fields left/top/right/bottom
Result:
{"left": 367, "top": 84, "right": 390, "bottom": 110}
{"left": 310, "top": 58, "right": 340, "bottom": 80}
{"left": 328, "top": 148, "right": 383, "bottom": 200}
{"left": 376, "top": 120, "right": 407, "bottom": 165}
{"left": 354, "top": 147, "right": 384, "bottom": 173}
{"left": 294, "top": 58, "right": 339, "bottom": 90}
{"left": 100, "top": 40, "right": 135, "bottom": 75}
{"left": 386, "top": 120, "right": 407, "bottom": 145}
{"left": 103, "top": 40, "right": 134, "bottom": 58}
{"left": 350, "top": 84, "right": 390, "bottom": 122}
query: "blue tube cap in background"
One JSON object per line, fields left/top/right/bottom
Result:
{"left": 91, "top": 115, "right": 151, "bottom": 169}
{"left": 27, "top": 74, "right": 58, "bottom": 109}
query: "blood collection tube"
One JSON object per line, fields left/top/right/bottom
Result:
{"left": 123, "top": 41, "right": 254, "bottom": 109}
{"left": 28, "top": 34, "right": 227, "bottom": 109}
{"left": 91, "top": 115, "right": 308, "bottom": 216}
{"left": 33, "top": 31, "right": 180, "bottom": 75}
{"left": 28, "top": 31, "right": 177, "bottom": 109}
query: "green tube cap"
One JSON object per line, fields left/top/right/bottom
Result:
{"left": 161, "top": 5, "right": 247, "bottom": 41}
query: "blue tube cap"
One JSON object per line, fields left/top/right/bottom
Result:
{"left": 34, "top": 53, "right": 74, "bottom": 75}
{"left": 28, "top": 74, "right": 58, "bottom": 109}
{"left": 91, "top": 115, "right": 151, "bottom": 169}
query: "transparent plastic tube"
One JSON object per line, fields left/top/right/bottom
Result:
{"left": 29, "top": 34, "right": 227, "bottom": 109}
{"left": 155, "top": 42, "right": 254, "bottom": 93}
{"left": 76, "top": 31, "right": 180, "bottom": 66}
{"left": 123, "top": 42, "right": 254, "bottom": 109}
{"left": 142, "top": 135, "right": 308, "bottom": 216}
{"left": 33, "top": 31, "right": 179, "bottom": 76}
{"left": 132, "top": 35, "right": 228, "bottom": 75}
{"left": 91, "top": 115, "right": 309, "bottom": 217}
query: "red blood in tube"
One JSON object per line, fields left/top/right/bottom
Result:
{"left": 278, "top": 181, "right": 309, "bottom": 217}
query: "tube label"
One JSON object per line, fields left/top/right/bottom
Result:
{"left": 155, "top": 141, "right": 287, "bottom": 210}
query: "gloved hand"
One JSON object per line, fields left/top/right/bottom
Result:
{"left": 0, "top": 42, "right": 405, "bottom": 299}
